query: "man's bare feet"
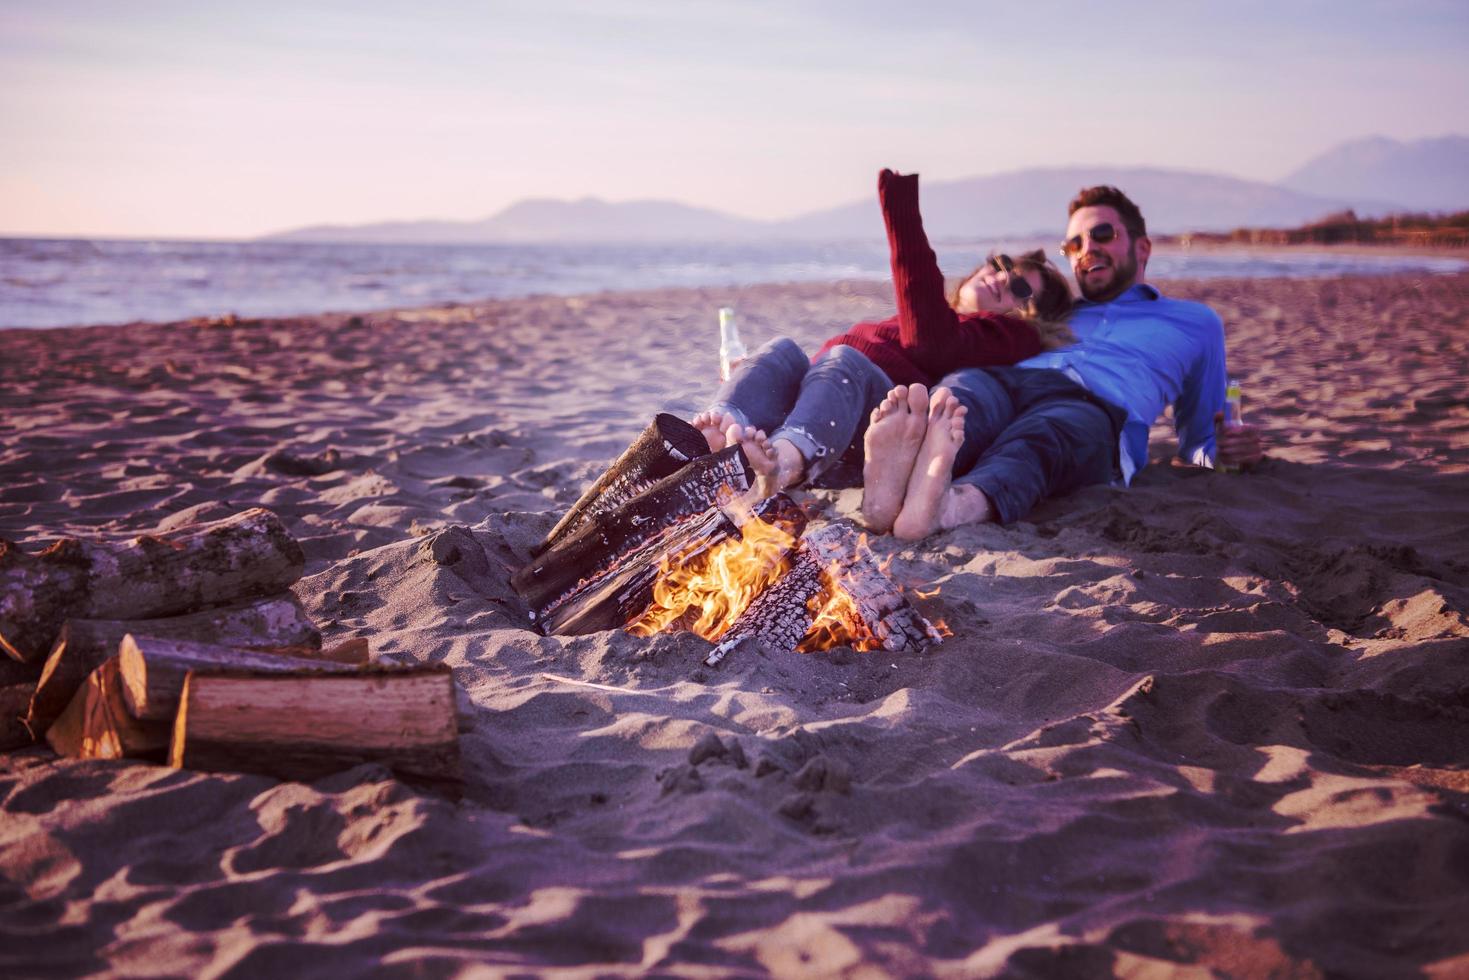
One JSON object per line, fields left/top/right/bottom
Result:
{"left": 724, "top": 424, "right": 805, "bottom": 498}
{"left": 860, "top": 384, "right": 929, "bottom": 533}
{"left": 692, "top": 410, "right": 738, "bottom": 452}
{"left": 892, "top": 387, "right": 985, "bottom": 540}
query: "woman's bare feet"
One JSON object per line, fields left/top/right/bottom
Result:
{"left": 724, "top": 424, "right": 804, "bottom": 498}
{"left": 860, "top": 384, "right": 929, "bottom": 532}
{"left": 692, "top": 410, "right": 738, "bottom": 452}
{"left": 892, "top": 387, "right": 982, "bottom": 540}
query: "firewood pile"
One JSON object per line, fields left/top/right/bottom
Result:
{"left": 513, "top": 414, "right": 942, "bottom": 666}
{"left": 0, "top": 509, "right": 461, "bottom": 795}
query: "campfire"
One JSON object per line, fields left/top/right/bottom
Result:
{"left": 513, "top": 415, "right": 942, "bottom": 666}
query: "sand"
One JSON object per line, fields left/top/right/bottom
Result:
{"left": 2, "top": 271, "right": 1468, "bottom": 976}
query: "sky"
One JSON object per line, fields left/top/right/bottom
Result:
{"left": 3, "top": 0, "right": 1468, "bottom": 239}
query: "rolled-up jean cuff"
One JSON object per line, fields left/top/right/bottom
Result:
{"left": 768, "top": 423, "right": 830, "bottom": 482}
{"left": 704, "top": 403, "right": 752, "bottom": 431}
{"left": 957, "top": 470, "right": 1025, "bottom": 526}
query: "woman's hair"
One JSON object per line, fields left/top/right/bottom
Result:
{"left": 950, "top": 248, "right": 1076, "bottom": 350}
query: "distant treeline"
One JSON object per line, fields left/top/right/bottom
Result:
{"left": 1164, "top": 210, "right": 1469, "bottom": 248}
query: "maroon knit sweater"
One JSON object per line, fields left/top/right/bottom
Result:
{"left": 814, "top": 169, "right": 1040, "bottom": 387}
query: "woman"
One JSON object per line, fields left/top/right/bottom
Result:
{"left": 693, "top": 168, "right": 1073, "bottom": 530}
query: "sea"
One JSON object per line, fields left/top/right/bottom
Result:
{"left": 2, "top": 236, "right": 1466, "bottom": 330}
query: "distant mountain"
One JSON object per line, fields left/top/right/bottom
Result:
{"left": 261, "top": 165, "right": 1397, "bottom": 245}
{"left": 264, "top": 197, "right": 767, "bottom": 244}
{"left": 1280, "top": 135, "right": 1469, "bottom": 213}
{"left": 772, "top": 167, "right": 1390, "bottom": 240}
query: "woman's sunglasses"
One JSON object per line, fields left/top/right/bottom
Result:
{"left": 1059, "top": 222, "right": 1119, "bottom": 258}
{"left": 988, "top": 253, "right": 1033, "bottom": 301}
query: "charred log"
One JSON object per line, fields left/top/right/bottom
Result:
{"left": 513, "top": 445, "right": 751, "bottom": 622}
{"left": 536, "top": 413, "right": 711, "bottom": 555}
{"left": 704, "top": 544, "right": 825, "bottom": 667}
{"left": 1, "top": 683, "right": 35, "bottom": 751}
{"left": 543, "top": 493, "right": 806, "bottom": 636}
{"left": 704, "top": 521, "right": 939, "bottom": 668}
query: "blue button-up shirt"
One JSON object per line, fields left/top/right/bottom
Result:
{"left": 1017, "top": 283, "right": 1227, "bottom": 483}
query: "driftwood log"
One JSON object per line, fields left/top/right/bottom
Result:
{"left": 536, "top": 413, "right": 711, "bottom": 556}
{"left": 170, "top": 666, "right": 461, "bottom": 794}
{"left": 118, "top": 635, "right": 361, "bottom": 723}
{"left": 513, "top": 445, "right": 752, "bottom": 628}
{"left": 46, "top": 659, "right": 168, "bottom": 761}
{"left": 0, "top": 508, "right": 305, "bottom": 664}
{"left": 23, "top": 595, "right": 321, "bottom": 739}
{"left": 704, "top": 521, "right": 939, "bottom": 668}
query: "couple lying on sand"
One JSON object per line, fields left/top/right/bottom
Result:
{"left": 693, "top": 170, "right": 1264, "bottom": 539}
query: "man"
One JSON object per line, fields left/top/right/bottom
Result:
{"left": 862, "top": 185, "right": 1264, "bottom": 539}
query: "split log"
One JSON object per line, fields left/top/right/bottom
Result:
{"left": 2, "top": 684, "right": 36, "bottom": 751}
{"left": 24, "top": 595, "right": 321, "bottom": 739}
{"left": 704, "top": 521, "right": 939, "bottom": 668}
{"left": 46, "top": 659, "right": 168, "bottom": 761}
{"left": 513, "top": 445, "right": 752, "bottom": 623}
{"left": 118, "top": 635, "right": 360, "bottom": 723}
{"left": 800, "top": 523, "right": 940, "bottom": 654}
{"left": 541, "top": 493, "right": 806, "bottom": 637}
{"left": 169, "top": 666, "right": 461, "bottom": 794}
{"left": 704, "top": 539, "right": 826, "bottom": 668}
{"left": 536, "top": 413, "right": 711, "bottom": 555}
{"left": 0, "top": 508, "right": 305, "bottom": 664}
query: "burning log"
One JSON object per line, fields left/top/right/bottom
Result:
{"left": 700, "top": 540, "right": 826, "bottom": 665}
{"left": 513, "top": 445, "right": 752, "bottom": 627}
{"left": 117, "top": 635, "right": 362, "bottom": 723}
{"left": 539, "top": 493, "right": 806, "bottom": 637}
{"left": 0, "top": 508, "right": 306, "bottom": 664}
{"left": 704, "top": 521, "right": 940, "bottom": 668}
{"left": 536, "top": 413, "right": 711, "bottom": 556}
{"left": 46, "top": 659, "right": 168, "bottom": 761}
{"left": 169, "top": 666, "right": 461, "bottom": 794}
{"left": 23, "top": 596, "right": 321, "bottom": 739}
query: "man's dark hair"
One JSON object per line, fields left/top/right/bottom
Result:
{"left": 1069, "top": 186, "right": 1147, "bottom": 239}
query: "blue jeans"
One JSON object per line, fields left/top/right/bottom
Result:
{"left": 708, "top": 337, "right": 893, "bottom": 487}
{"left": 942, "top": 366, "right": 1126, "bottom": 524}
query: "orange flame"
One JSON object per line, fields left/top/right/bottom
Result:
{"left": 795, "top": 562, "right": 881, "bottom": 653}
{"left": 627, "top": 515, "right": 798, "bottom": 641}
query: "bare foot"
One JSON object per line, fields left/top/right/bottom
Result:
{"left": 724, "top": 425, "right": 804, "bottom": 497}
{"left": 692, "top": 410, "right": 737, "bottom": 452}
{"left": 938, "top": 483, "right": 994, "bottom": 529}
{"left": 892, "top": 387, "right": 975, "bottom": 540}
{"left": 860, "top": 384, "right": 929, "bottom": 532}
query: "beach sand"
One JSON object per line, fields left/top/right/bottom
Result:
{"left": 3, "top": 272, "right": 1468, "bottom": 976}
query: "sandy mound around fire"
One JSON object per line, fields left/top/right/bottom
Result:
{"left": 3, "top": 271, "right": 1469, "bottom": 976}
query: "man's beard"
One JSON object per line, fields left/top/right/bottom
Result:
{"left": 1078, "top": 243, "right": 1139, "bottom": 302}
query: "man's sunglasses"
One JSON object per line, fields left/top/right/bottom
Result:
{"left": 987, "top": 253, "right": 1033, "bottom": 301}
{"left": 1059, "top": 222, "right": 1119, "bottom": 258}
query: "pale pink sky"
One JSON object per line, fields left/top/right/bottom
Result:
{"left": 3, "top": 0, "right": 1467, "bottom": 239}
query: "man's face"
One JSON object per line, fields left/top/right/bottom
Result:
{"left": 1065, "top": 205, "right": 1150, "bottom": 302}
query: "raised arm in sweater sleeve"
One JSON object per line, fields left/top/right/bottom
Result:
{"left": 879, "top": 169, "right": 960, "bottom": 352}
{"left": 878, "top": 169, "right": 1042, "bottom": 376}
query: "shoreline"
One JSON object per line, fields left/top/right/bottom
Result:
{"left": 3, "top": 271, "right": 1469, "bottom": 975}
{"left": 4, "top": 241, "right": 1468, "bottom": 333}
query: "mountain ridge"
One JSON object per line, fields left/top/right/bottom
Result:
{"left": 262, "top": 138, "right": 1467, "bottom": 245}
